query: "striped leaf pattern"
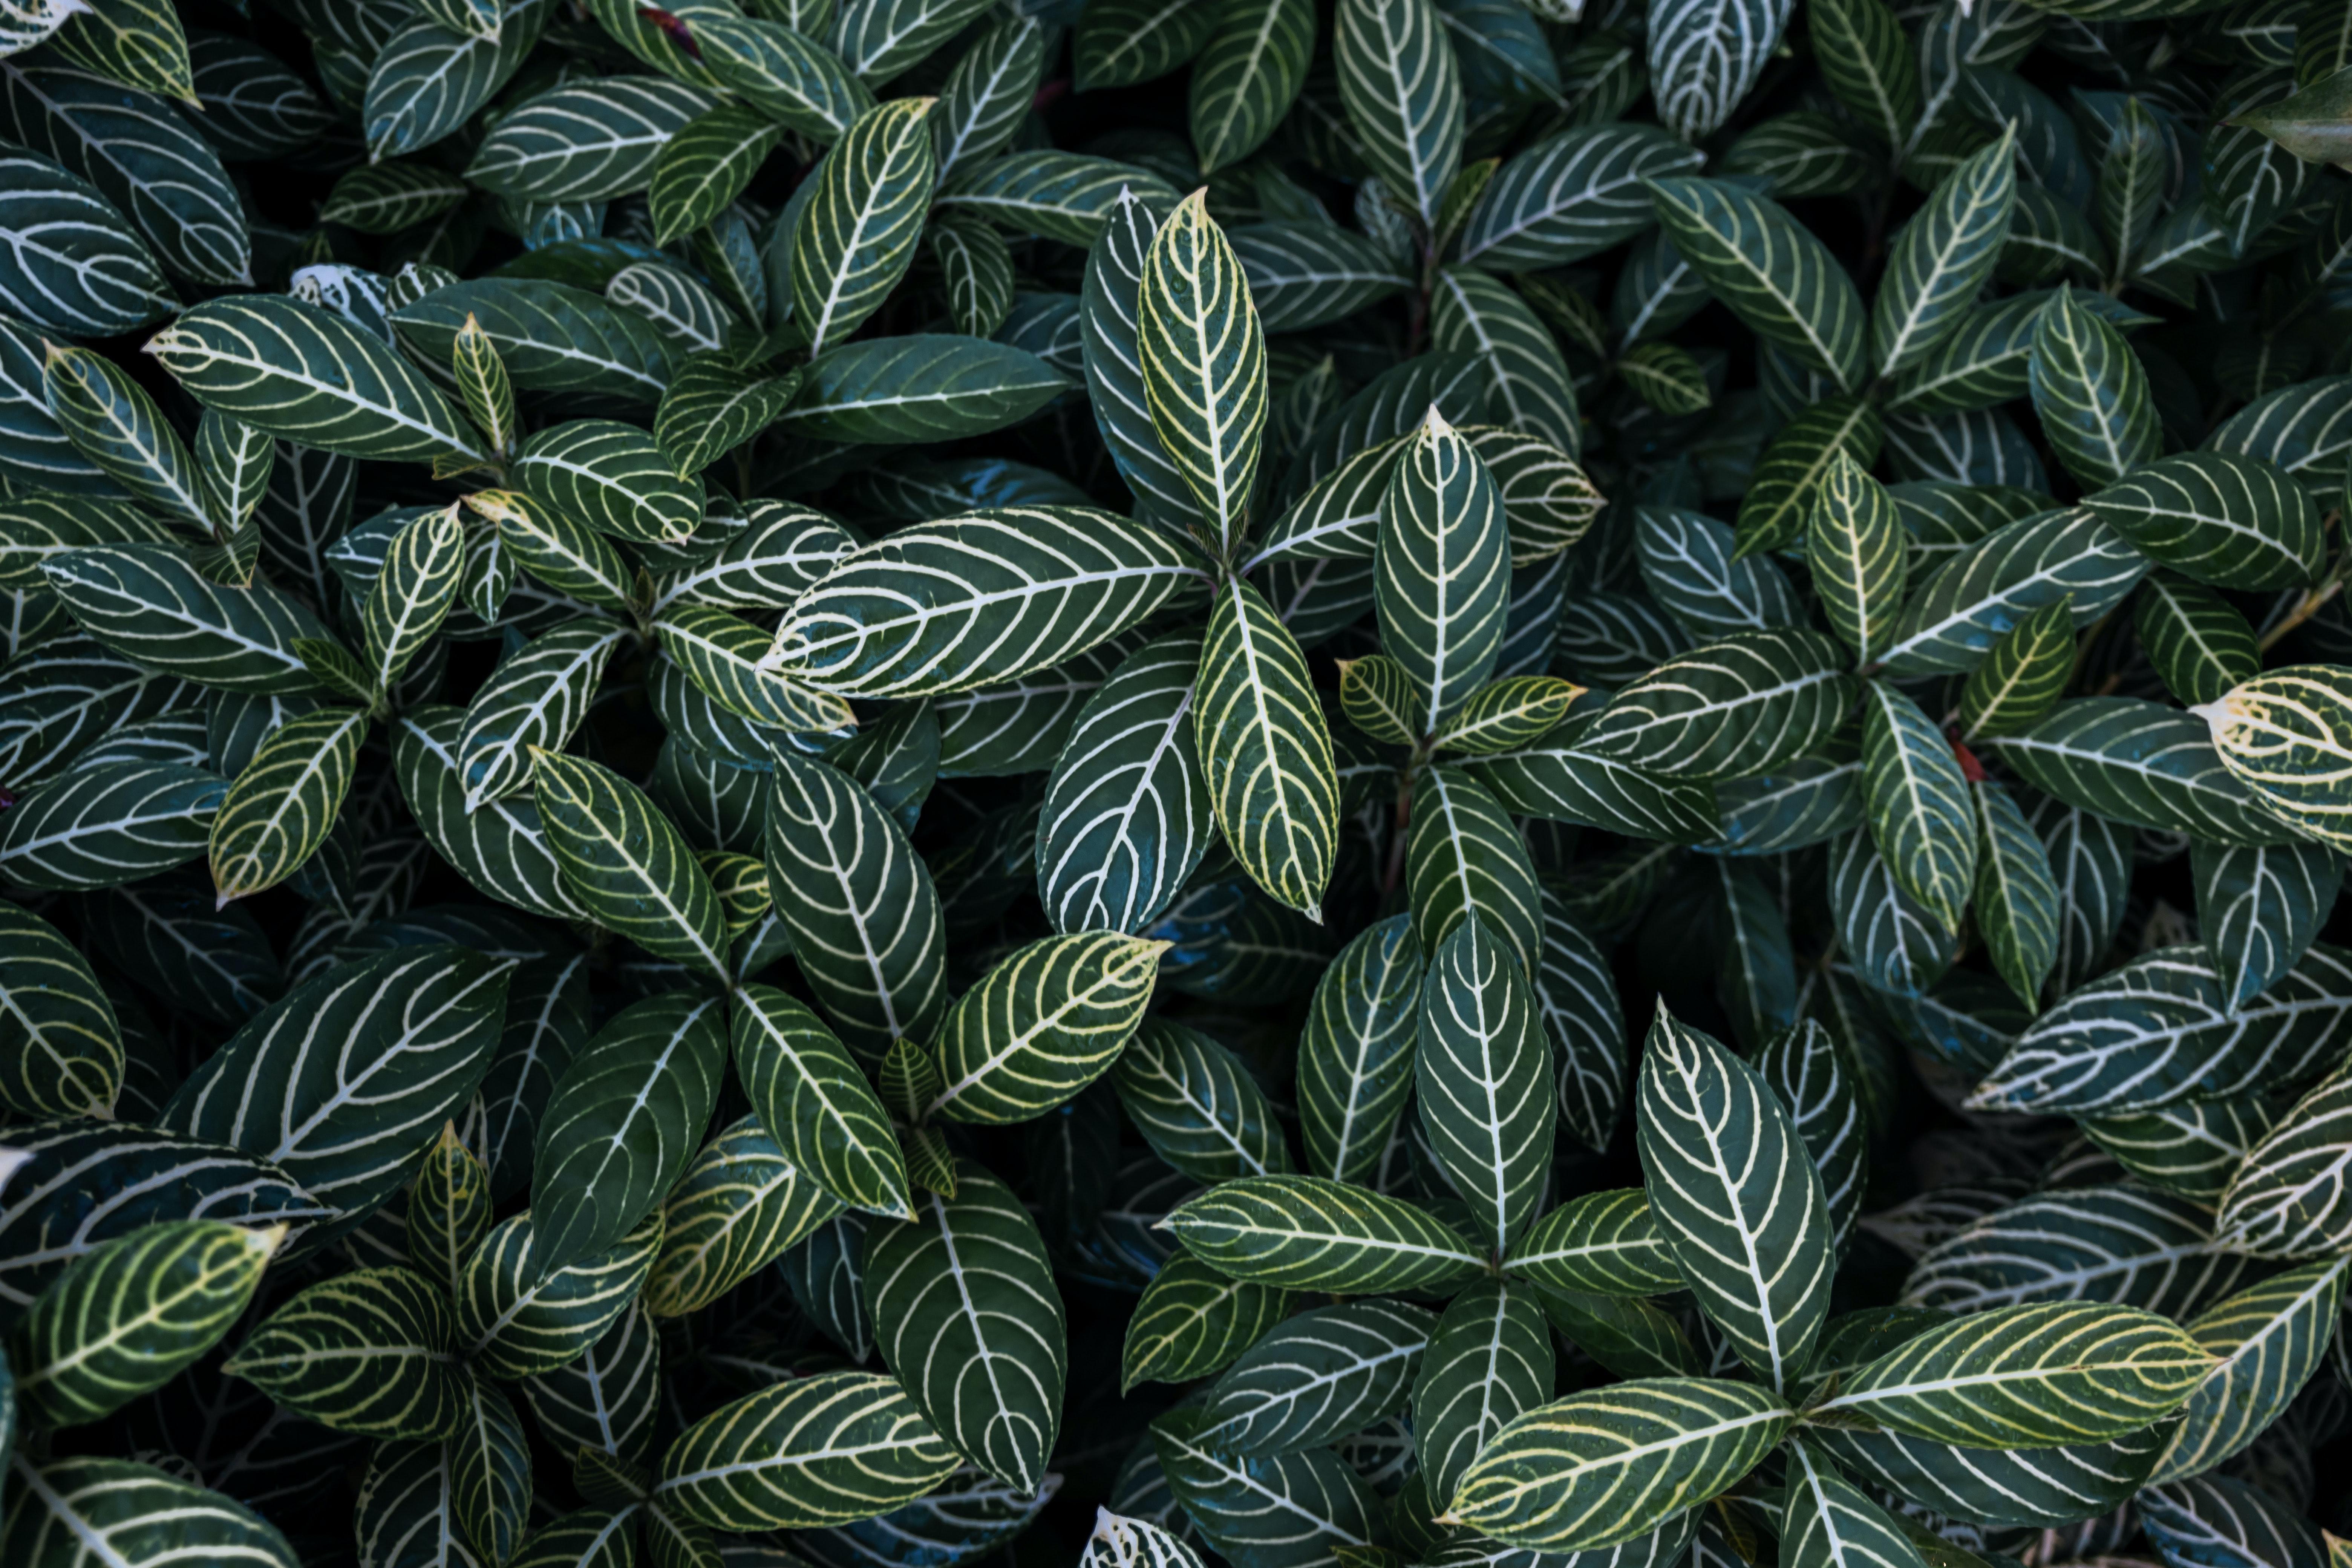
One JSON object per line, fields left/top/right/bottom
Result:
{"left": 1195, "top": 576, "right": 1339, "bottom": 917}
{"left": 1648, "top": 177, "right": 1865, "bottom": 392}
{"left": 1195, "top": 1296, "right": 1432, "bottom": 1456}
{"left": 733, "top": 983, "right": 910, "bottom": 1220}
{"left": 1333, "top": 0, "right": 1462, "bottom": 224}
{"left": 1378, "top": 409, "right": 1509, "bottom": 726}
{"left": 207, "top": 705, "right": 365, "bottom": 903}
{"left": 1416, "top": 1277, "right": 1554, "bottom": 1505}
{"left": 225, "top": 1266, "right": 469, "bottom": 1439}
{"left": 455, "top": 1209, "right": 661, "bottom": 1380}
{"left": 928, "top": 931, "right": 1164, "bottom": 1125}
{"left": 1152, "top": 1404, "right": 1383, "bottom": 1567}
{"left": 1299, "top": 913, "right": 1423, "bottom": 1184}
{"left": 1162, "top": 1174, "right": 1484, "bottom": 1293}
{"left": 532, "top": 749, "right": 730, "bottom": 982}
{"left": 1112, "top": 1018, "right": 1293, "bottom": 1181}
{"left": 1122, "top": 1253, "right": 1294, "bottom": 1392}
{"left": 1141, "top": 188, "right": 1267, "bottom": 556}
{"left": 656, "top": 1371, "right": 961, "bottom": 1530}
{"left": 794, "top": 97, "right": 935, "bottom": 356}
{"left": 1418, "top": 914, "right": 1554, "bottom": 1253}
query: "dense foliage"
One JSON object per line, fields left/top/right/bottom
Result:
{"left": 2, "top": 0, "right": 2352, "bottom": 1565}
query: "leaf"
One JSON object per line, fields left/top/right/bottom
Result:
{"left": 762, "top": 751, "right": 947, "bottom": 1061}
{"left": 1872, "top": 130, "right": 2017, "bottom": 378}
{"left": 1731, "top": 394, "right": 1884, "bottom": 558}
{"left": 2028, "top": 287, "right": 2159, "bottom": 490}
{"left": 1646, "top": 0, "right": 1794, "bottom": 141}
{"left": 1879, "top": 511, "right": 2147, "bottom": 675}
{"left": 653, "top": 353, "right": 801, "bottom": 478}
{"left": 2150, "top": 1254, "right": 2349, "bottom": 1485}
{"left": 2198, "top": 666, "right": 2352, "bottom": 853}
{"left": 207, "top": 705, "right": 367, "bottom": 903}
{"left": 409, "top": 1122, "right": 490, "bottom": 1294}
{"left": 531, "top": 749, "right": 730, "bottom": 982}
{"left": 928, "top": 931, "right": 1165, "bottom": 1125}
{"left": 521, "top": 1302, "right": 657, "bottom": 1464}
{"left": 450, "top": 1378, "right": 532, "bottom": 1566}
{"left": 1808, "top": 458, "right": 1906, "bottom": 668}
{"left": 1085, "top": 1511, "right": 1211, "bottom": 1568}
{"left": 464, "top": 76, "right": 716, "bottom": 200}
{"left": 1460, "top": 124, "right": 1704, "bottom": 269}
{"left": 1298, "top": 913, "right": 1421, "bottom": 1183}
{"left": 2136, "top": 573, "right": 2259, "bottom": 709}
{"left": 1445, "top": 1378, "right": 1796, "bottom": 1548}
{"left": 1505, "top": 1189, "right": 1684, "bottom": 1297}
{"left": 1141, "top": 188, "right": 1267, "bottom": 556}
{"left": 44, "top": 543, "right": 335, "bottom": 696}
{"left": 1122, "top": 1252, "right": 1295, "bottom": 1392}
{"left": 646, "top": 1112, "right": 844, "bottom": 1318}
{"left": 1991, "top": 697, "right": 2291, "bottom": 847}
{"left": 7, "top": 1218, "right": 276, "bottom": 1429}
{"left": 732, "top": 981, "right": 910, "bottom": 1219}
{"left": 1, "top": 1455, "right": 301, "bottom": 1568}
{"left": 1637, "top": 1006, "right": 1834, "bottom": 1392}
{"left": 1418, "top": 913, "right": 1554, "bottom": 1252}
{"left": 830, "top": 0, "right": 997, "bottom": 84}
{"left": 654, "top": 1371, "right": 961, "bottom": 1530}
{"left": 1436, "top": 676, "right": 1582, "bottom": 755}
{"left": 1859, "top": 682, "right": 1975, "bottom": 931}
{"left": 0, "top": 900, "right": 121, "bottom": 1119}
{"left": 364, "top": 11, "right": 547, "bottom": 162}
{"left": 453, "top": 619, "right": 628, "bottom": 810}
{"left": 931, "top": 15, "right": 1042, "bottom": 176}
{"left": 390, "top": 279, "right": 678, "bottom": 407}
{"left": 532, "top": 989, "right": 727, "bottom": 1279}
{"left": 160, "top": 944, "right": 510, "bottom": 1220}
{"left": 147, "top": 295, "right": 482, "bottom": 465}
{"left": 1408, "top": 765, "right": 1542, "bottom": 977}
{"left": 1415, "top": 1278, "right": 1555, "bottom": 1505}
{"left": 1572, "top": 629, "right": 1854, "bottom": 783}
{"left": 1196, "top": 576, "right": 1340, "bottom": 917}
{"left": 2140, "top": 1476, "right": 2328, "bottom": 1568}
{"left": 455, "top": 1209, "right": 660, "bottom": 1380}
{"left": 515, "top": 417, "right": 703, "bottom": 544}
{"left": 1957, "top": 594, "right": 2074, "bottom": 740}
{"left": 792, "top": 97, "right": 934, "bottom": 356}
{"left": 1334, "top": 0, "right": 1462, "bottom": 224}
{"left": 224, "top": 1266, "right": 467, "bottom": 1439}
{"left": 1647, "top": 176, "right": 1865, "bottom": 392}
{"left": 649, "top": 101, "right": 784, "bottom": 247}
{"left": 1809, "top": 0, "right": 1920, "bottom": 150}
{"left": 2193, "top": 839, "right": 2343, "bottom": 1011}
{"left": 1971, "top": 779, "right": 2061, "bottom": 1008}
{"left": 1804, "top": 1420, "right": 2167, "bottom": 1530}
{"left": 1902, "top": 1184, "right": 2251, "bottom": 1317}
{"left": 2083, "top": 451, "right": 2325, "bottom": 590}
{"left": 865, "top": 1159, "right": 1065, "bottom": 1491}
{"left": 1162, "top": 1174, "right": 1484, "bottom": 1293}
{"left": 1779, "top": 1438, "right": 1932, "bottom": 1568}
{"left": 768, "top": 506, "right": 1196, "bottom": 698}
{"left": 1151, "top": 1405, "right": 1385, "bottom": 1568}
{"left": 696, "top": 15, "right": 873, "bottom": 141}
{"left": 1191, "top": 1296, "right": 1432, "bottom": 1460}
{"left": 1378, "top": 409, "right": 1510, "bottom": 725}
{"left": 1430, "top": 268, "right": 1582, "bottom": 458}
{"left": 1112, "top": 1018, "right": 1292, "bottom": 1181}
{"left": 1075, "top": 0, "right": 1212, "bottom": 90}
{"left": 657, "top": 603, "right": 852, "bottom": 733}
{"left": 0, "top": 150, "right": 174, "bottom": 336}
{"left": 41, "top": 343, "right": 203, "bottom": 524}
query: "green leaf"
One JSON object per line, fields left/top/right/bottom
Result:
{"left": 1415, "top": 1277, "right": 1554, "bottom": 1505}
{"left": 1141, "top": 188, "right": 1268, "bottom": 556}
{"left": 1334, "top": 0, "right": 1462, "bottom": 224}
{"left": 1956, "top": 594, "right": 2074, "bottom": 740}
{"left": 2214, "top": 1053, "right": 2352, "bottom": 1257}
{"left": 1037, "top": 631, "right": 1214, "bottom": 936}
{"left": 1638, "top": 1006, "right": 1834, "bottom": 1392}
{"left": 1196, "top": 576, "right": 1341, "bottom": 917}
{"left": 2027, "top": 286, "right": 2159, "bottom": 490}
{"left": 2200, "top": 666, "right": 2352, "bottom": 853}
{"left": 452, "top": 619, "right": 628, "bottom": 811}
{"left": 147, "top": 295, "right": 482, "bottom": 465}
{"left": 1162, "top": 1174, "right": 1484, "bottom": 1293}
{"left": 1086, "top": 1511, "right": 1210, "bottom": 1568}
{"left": 1779, "top": 1439, "right": 1933, "bottom": 1568}
{"left": 933, "top": 149, "right": 1180, "bottom": 244}
{"left": 769, "top": 506, "right": 1196, "bottom": 698}
{"left": 1807, "top": 1300, "right": 2215, "bottom": 1446}
{"left": 1122, "top": 1252, "right": 1295, "bottom": 1393}
{"left": 1074, "top": 0, "right": 1214, "bottom": 90}
{"left": 649, "top": 101, "right": 784, "bottom": 247}
{"left": 1190, "top": 0, "right": 1316, "bottom": 174}
{"left": 698, "top": 15, "right": 875, "bottom": 141}
{"left": 932, "top": 14, "right": 1042, "bottom": 176}
{"left": 207, "top": 705, "right": 366, "bottom": 903}
{"left": 225, "top": 1266, "right": 467, "bottom": 1439}
{"left": 318, "top": 160, "right": 467, "bottom": 234}
{"left": 657, "top": 603, "right": 852, "bottom": 733}
{"left": 645, "top": 1112, "right": 844, "bottom": 1318}
{"left": 653, "top": 353, "right": 802, "bottom": 479}
{"left": 1408, "top": 764, "right": 1542, "bottom": 977}
{"left": 1647, "top": 176, "right": 1865, "bottom": 392}
{"left": 931, "top": 215, "right": 1015, "bottom": 338}
{"left": 7, "top": 1219, "right": 276, "bottom": 1429}
{"left": 830, "top": 0, "right": 995, "bottom": 84}
{"left": 1112, "top": 1018, "right": 1292, "bottom": 1181}
{"left": 1573, "top": 628, "right": 1854, "bottom": 782}
{"left": 522, "top": 1301, "right": 657, "bottom": 1463}
{"left": 1472, "top": 715, "right": 1722, "bottom": 843}
{"left": 532, "top": 989, "right": 726, "bottom": 1279}
{"left": 409, "top": 1122, "right": 491, "bottom": 1295}
{"left": 792, "top": 96, "right": 935, "bottom": 356}
{"left": 2083, "top": 1096, "right": 2280, "bottom": 1205}
{"left": 1, "top": 1456, "right": 300, "bottom": 1568}
{"left": 1430, "top": 267, "right": 1582, "bottom": 458}
{"left": 1082, "top": 186, "right": 1196, "bottom": 532}
{"left": 0, "top": 900, "right": 121, "bottom": 1119}
{"left": 1435, "top": 675, "right": 1582, "bottom": 755}
{"left": 1505, "top": 1189, "right": 1683, "bottom": 1297}
{"left": 2192, "top": 839, "right": 2343, "bottom": 1012}
{"left": 1807, "top": 452, "right": 1906, "bottom": 663}
{"left": 1804, "top": 1421, "right": 2166, "bottom": 1529}
{"left": 1459, "top": 124, "right": 1704, "bottom": 270}
{"left": 1808, "top": 0, "right": 1920, "bottom": 149}
{"left": 464, "top": 76, "right": 717, "bottom": 199}
{"left": 1197, "top": 1296, "right": 1432, "bottom": 1456}
{"left": 1418, "top": 913, "right": 1554, "bottom": 1253}
{"left": 1640, "top": 505, "right": 1804, "bottom": 638}
{"left": 449, "top": 1378, "right": 531, "bottom": 1566}
{"left": 2149, "top": 1254, "right": 2349, "bottom": 1485}
{"left": 763, "top": 751, "right": 947, "bottom": 1061}
{"left": 1152, "top": 1404, "right": 1385, "bottom": 1568}
{"left": 389, "top": 279, "right": 678, "bottom": 407}
{"left": 1647, "top": 0, "right": 1793, "bottom": 141}
{"left": 2082, "top": 451, "right": 2326, "bottom": 591}
{"left": 1731, "top": 394, "right": 1884, "bottom": 558}
{"left": 2096, "top": 96, "right": 2167, "bottom": 273}
{"left": 732, "top": 981, "right": 910, "bottom": 1219}
{"left": 455, "top": 1209, "right": 660, "bottom": 1380}
{"left": 927, "top": 931, "right": 1165, "bottom": 1124}
{"left": 0, "top": 150, "right": 174, "bottom": 336}
{"left": 1859, "top": 682, "right": 1975, "bottom": 931}
{"left": 364, "top": 9, "right": 548, "bottom": 162}
{"left": 1994, "top": 696, "right": 2291, "bottom": 847}
{"left": 531, "top": 748, "right": 731, "bottom": 982}
{"left": 647, "top": 500, "right": 853, "bottom": 613}
{"left": 1971, "top": 779, "right": 2061, "bottom": 1008}
{"left": 1299, "top": 913, "right": 1422, "bottom": 1183}
{"left": 1902, "top": 1184, "right": 2251, "bottom": 1316}
{"left": 654, "top": 1370, "right": 961, "bottom": 1530}
{"left": 44, "top": 543, "right": 335, "bottom": 696}
{"left": 1872, "top": 130, "right": 2017, "bottom": 378}
{"left": 1618, "top": 341, "right": 1714, "bottom": 415}
{"left": 41, "top": 344, "right": 203, "bottom": 523}
{"left": 1879, "top": 510, "right": 2146, "bottom": 676}
{"left": 865, "top": 1159, "right": 1065, "bottom": 1491}
{"left": 1378, "top": 409, "right": 1509, "bottom": 724}
{"left": 516, "top": 417, "right": 704, "bottom": 544}
{"left": 363, "top": 503, "right": 464, "bottom": 695}
{"left": 2135, "top": 573, "right": 2260, "bottom": 708}
{"left": 1445, "top": 1378, "right": 1796, "bottom": 1548}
